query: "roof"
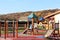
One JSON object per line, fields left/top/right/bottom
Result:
{"left": 28, "top": 13, "right": 37, "bottom": 19}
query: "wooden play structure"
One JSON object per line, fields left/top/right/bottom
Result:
{"left": 0, "top": 11, "right": 60, "bottom": 40}
{"left": 0, "top": 12, "right": 39, "bottom": 39}
{"left": 0, "top": 20, "right": 18, "bottom": 39}
{"left": 44, "top": 11, "right": 60, "bottom": 40}
{"left": 22, "top": 13, "right": 38, "bottom": 35}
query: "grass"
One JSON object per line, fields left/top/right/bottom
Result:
{"left": 1, "top": 27, "right": 47, "bottom": 35}
{"left": 18, "top": 30, "right": 24, "bottom": 33}
{"left": 38, "top": 31, "right": 46, "bottom": 35}
{"left": 1, "top": 30, "right": 46, "bottom": 35}
{"left": 1, "top": 29, "right": 24, "bottom": 34}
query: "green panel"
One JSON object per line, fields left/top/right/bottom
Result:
{"left": 28, "top": 13, "right": 37, "bottom": 19}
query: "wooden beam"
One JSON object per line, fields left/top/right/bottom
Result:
{"left": 44, "top": 11, "right": 60, "bottom": 19}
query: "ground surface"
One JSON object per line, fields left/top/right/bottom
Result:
{"left": 0, "top": 35, "right": 46, "bottom": 40}
{"left": 0, "top": 30, "right": 47, "bottom": 40}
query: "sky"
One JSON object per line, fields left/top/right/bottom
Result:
{"left": 0, "top": 0, "right": 60, "bottom": 14}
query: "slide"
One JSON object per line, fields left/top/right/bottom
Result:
{"left": 21, "top": 23, "right": 38, "bottom": 34}
{"left": 44, "top": 29, "right": 54, "bottom": 38}
{"left": 21, "top": 28, "right": 28, "bottom": 34}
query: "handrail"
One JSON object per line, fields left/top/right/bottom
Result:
{"left": 44, "top": 11, "right": 60, "bottom": 19}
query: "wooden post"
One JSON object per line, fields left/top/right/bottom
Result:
{"left": 4, "top": 20, "right": 6, "bottom": 39}
{"left": 27, "top": 20, "right": 29, "bottom": 29}
{"left": 24, "top": 24, "right": 27, "bottom": 29}
{"left": 48, "top": 19, "right": 49, "bottom": 30}
{"left": 32, "top": 18, "right": 34, "bottom": 35}
{"left": 37, "top": 18, "right": 38, "bottom": 24}
{"left": 26, "top": 20, "right": 29, "bottom": 34}
{"left": 15, "top": 20, "right": 18, "bottom": 38}
{"left": 4, "top": 20, "right": 8, "bottom": 39}
{"left": 0, "top": 21, "right": 1, "bottom": 37}
{"left": 59, "top": 21, "right": 60, "bottom": 35}
{"left": 12, "top": 20, "right": 15, "bottom": 37}
{"left": 6, "top": 21, "right": 8, "bottom": 37}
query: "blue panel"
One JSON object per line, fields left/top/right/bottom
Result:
{"left": 39, "top": 17, "right": 44, "bottom": 21}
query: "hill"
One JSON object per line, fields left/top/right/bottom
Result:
{"left": 0, "top": 9, "right": 60, "bottom": 20}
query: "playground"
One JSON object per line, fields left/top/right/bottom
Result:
{"left": 0, "top": 11, "right": 60, "bottom": 40}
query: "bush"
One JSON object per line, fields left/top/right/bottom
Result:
{"left": 38, "top": 25, "right": 46, "bottom": 30}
